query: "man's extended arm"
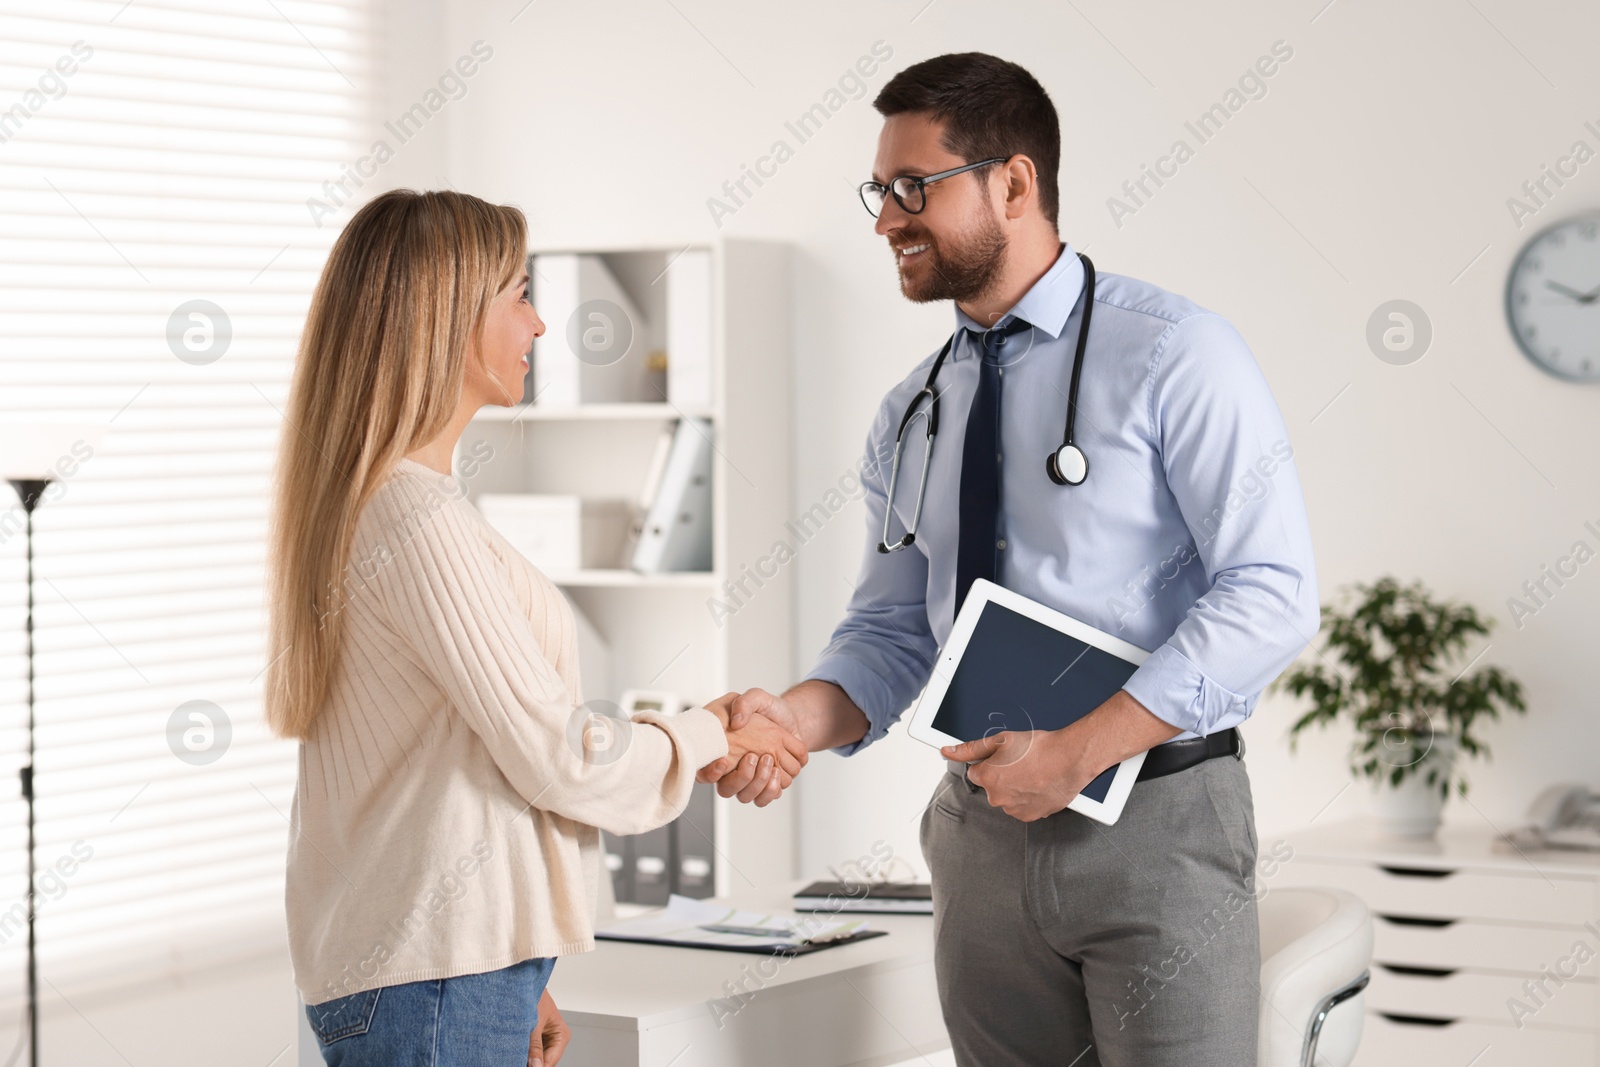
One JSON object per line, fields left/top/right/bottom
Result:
{"left": 700, "top": 395, "right": 941, "bottom": 803}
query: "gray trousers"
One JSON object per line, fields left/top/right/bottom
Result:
{"left": 920, "top": 754, "right": 1260, "bottom": 1067}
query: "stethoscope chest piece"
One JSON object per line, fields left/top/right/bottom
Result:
{"left": 1046, "top": 443, "right": 1088, "bottom": 486}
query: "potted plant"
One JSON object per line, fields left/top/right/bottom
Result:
{"left": 1277, "top": 577, "right": 1527, "bottom": 838}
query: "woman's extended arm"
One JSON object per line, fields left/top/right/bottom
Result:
{"left": 361, "top": 474, "right": 801, "bottom": 835}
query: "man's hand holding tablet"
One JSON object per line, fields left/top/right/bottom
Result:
{"left": 940, "top": 688, "right": 1179, "bottom": 823}
{"left": 912, "top": 580, "right": 1180, "bottom": 825}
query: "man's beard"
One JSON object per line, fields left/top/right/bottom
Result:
{"left": 895, "top": 213, "right": 1009, "bottom": 305}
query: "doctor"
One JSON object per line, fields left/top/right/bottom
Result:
{"left": 703, "top": 52, "right": 1318, "bottom": 1066}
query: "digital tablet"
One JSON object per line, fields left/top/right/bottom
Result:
{"left": 907, "top": 579, "right": 1153, "bottom": 825}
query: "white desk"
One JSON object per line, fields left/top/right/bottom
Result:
{"left": 296, "top": 883, "right": 946, "bottom": 1067}
{"left": 550, "top": 882, "right": 947, "bottom": 1067}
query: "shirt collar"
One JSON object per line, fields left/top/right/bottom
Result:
{"left": 950, "top": 242, "right": 1083, "bottom": 359}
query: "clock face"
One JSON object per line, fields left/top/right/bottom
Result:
{"left": 1505, "top": 215, "right": 1600, "bottom": 382}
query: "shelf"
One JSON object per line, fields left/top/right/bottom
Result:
{"left": 474, "top": 403, "right": 713, "bottom": 423}
{"left": 453, "top": 240, "right": 792, "bottom": 903}
{"left": 544, "top": 569, "right": 719, "bottom": 589}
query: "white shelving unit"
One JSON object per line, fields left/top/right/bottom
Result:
{"left": 455, "top": 240, "right": 795, "bottom": 899}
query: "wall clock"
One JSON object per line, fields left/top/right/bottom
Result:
{"left": 1505, "top": 214, "right": 1600, "bottom": 382}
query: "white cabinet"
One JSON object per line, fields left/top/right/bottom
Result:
{"left": 1276, "top": 820, "right": 1600, "bottom": 1066}
{"left": 455, "top": 240, "right": 795, "bottom": 900}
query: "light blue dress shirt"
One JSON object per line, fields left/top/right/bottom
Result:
{"left": 805, "top": 244, "right": 1319, "bottom": 753}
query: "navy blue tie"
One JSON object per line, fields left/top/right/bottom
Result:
{"left": 955, "top": 318, "right": 1030, "bottom": 622}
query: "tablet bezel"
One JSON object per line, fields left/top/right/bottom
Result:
{"left": 907, "top": 579, "right": 1153, "bottom": 825}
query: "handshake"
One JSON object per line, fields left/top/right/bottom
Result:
{"left": 698, "top": 688, "right": 808, "bottom": 808}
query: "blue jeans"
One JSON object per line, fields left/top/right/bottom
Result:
{"left": 306, "top": 957, "right": 557, "bottom": 1066}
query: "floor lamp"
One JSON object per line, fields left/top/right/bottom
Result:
{"left": 4, "top": 479, "right": 45, "bottom": 1067}
{"left": 2, "top": 423, "right": 104, "bottom": 1067}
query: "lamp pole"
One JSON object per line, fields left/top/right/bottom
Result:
{"left": 8, "top": 478, "right": 48, "bottom": 1067}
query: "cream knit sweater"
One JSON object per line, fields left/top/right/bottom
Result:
{"left": 287, "top": 458, "right": 728, "bottom": 1004}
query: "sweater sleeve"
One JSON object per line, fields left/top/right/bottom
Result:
{"left": 359, "top": 472, "right": 728, "bottom": 836}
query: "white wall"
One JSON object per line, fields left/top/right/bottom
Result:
{"left": 427, "top": 0, "right": 1600, "bottom": 877}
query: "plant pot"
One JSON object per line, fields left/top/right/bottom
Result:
{"left": 1371, "top": 738, "right": 1458, "bottom": 839}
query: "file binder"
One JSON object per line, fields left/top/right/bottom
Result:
{"left": 629, "top": 418, "right": 713, "bottom": 573}
{"left": 530, "top": 253, "right": 652, "bottom": 405}
{"left": 665, "top": 249, "right": 713, "bottom": 409}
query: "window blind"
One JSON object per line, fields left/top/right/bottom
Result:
{"left": 0, "top": 0, "right": 372, "bottom": 1008}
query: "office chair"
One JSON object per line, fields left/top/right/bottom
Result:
{"left": 1258, "top": 887, "right": 1374, "bottom": 1067}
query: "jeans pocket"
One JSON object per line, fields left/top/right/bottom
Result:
{"left": 306, "top": 988, "right": 381, "bottom": 1045}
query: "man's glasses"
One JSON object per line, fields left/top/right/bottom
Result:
{"left": 858, "top": 157, "right": 1009, "bottom": 218}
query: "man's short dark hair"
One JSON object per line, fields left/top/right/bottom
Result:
{"left": 873, "top": 53, "right": 1061, "bottom": 228}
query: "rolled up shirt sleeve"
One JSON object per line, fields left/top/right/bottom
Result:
{"left": 1120, "top": 313, "right": 1320, "bottom": 736}
{"left": 804, "top": 400, "right": 940, "bottom": 756}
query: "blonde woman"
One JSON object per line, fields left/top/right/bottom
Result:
{"left": 266, "top": 189, "right": 806, "bottom": 1067}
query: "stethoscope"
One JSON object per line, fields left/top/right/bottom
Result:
{"left": 879, "top": 252, "right": 1096, "bottom": 554}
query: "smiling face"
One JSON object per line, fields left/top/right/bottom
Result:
{"left": 872, "top": 112, "right": 1010, "bottom": 306}
{"left": 466, "top": 270, "right": 543, "bottom": 406}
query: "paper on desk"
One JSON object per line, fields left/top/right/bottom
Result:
{"left": 596, "top": 894, "right": 870, "bottom": 949}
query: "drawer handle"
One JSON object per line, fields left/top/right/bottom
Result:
{"left": 1378, "top": 865, "right": 1456, "bottom": 879}
{"left": 1379, "top": 1012, "right": 1458, "bottom": 1028}
{"left": 1377, "top": 963, "right": 1458, "bottom": 978}
{"left": 1377, "top": 914, "right": 1457, "bottom": 928}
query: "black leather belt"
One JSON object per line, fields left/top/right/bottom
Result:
{"left": 946, "top": 727, "right": 1244, "bottom": 790}
{"left": 1134, "top": 727, "right": 1243, "bottom": 782}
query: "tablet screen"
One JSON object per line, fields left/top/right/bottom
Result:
{"left": 931, "top": 600, "right": 1141, "bottom": 803}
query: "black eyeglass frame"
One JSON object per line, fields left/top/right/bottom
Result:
{"left": 858, "top": 157, "right": 1010, "bottom": 218}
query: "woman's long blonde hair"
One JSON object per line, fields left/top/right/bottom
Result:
{"left": 265, "top": 189, "right": 527, "bottom": 740}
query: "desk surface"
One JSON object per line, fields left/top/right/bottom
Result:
{"left": 549, "top": 882, "right": 937, "bottom": 1033}
{"left": 1287, "top": 817, "right": 1600, "bottom": 878}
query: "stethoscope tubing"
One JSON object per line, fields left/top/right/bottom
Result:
{"left": 878, "top": 253, "right": 1096, "bottom": 554}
